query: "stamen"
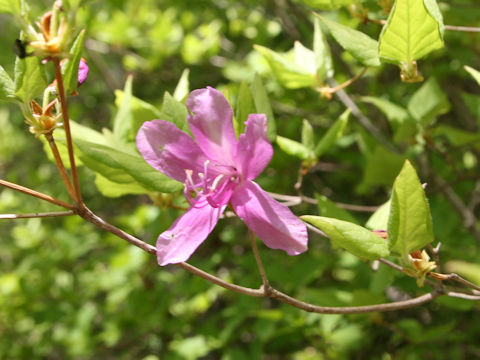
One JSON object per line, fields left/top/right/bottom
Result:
{"left": 210, "top": 174, "right": 225, "bottom": 191}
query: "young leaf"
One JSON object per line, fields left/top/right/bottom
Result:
{"left": 251, "top": 74, "right": 276, "bottom": 141}
{"left": 62, "top": 29, "right": 86, "bottom": 94}
{"left": 113, "top": 75, "right": 133, "bottom": 142}
{"left": 314, "top": 109, "right": 349, "bottom": 157}
{"left": 159, "top": 92, "right": 188, "bottom": 132}
{"left": 14, "top": 57, "right": 47, "bottom": 103}
{"left": 301, "top": 119, "right": 315, "bottom": 150}
{"left": 173, "top": 68, "right": 190, "bottom": 101}
{"left": 254, "top": 45, "right": 317, "bottom": 89}
{"left": 407, "top": 77, "right": 450, "bottom": 126}
{"left": 301, "top": 216, "right": 390, "bottom": 260}
{"left": 365, "top": 200, "right": 391, "bottom": 230}
{"left": 388, "top": 160, "right": 434, "bottom": 262}
{"left": 464, "top": 65, "right": 480, "bottom": 86}
{"left": 316, "top": 194, "right": 358, "bottom": 224}
{"left": 95, "top": 174, "right": 149, "bottom": 198}
{"left": 315, "top": 14, "right": 380, "bottom": 67}
{"left": 0, "top": 0, "right": 20, "bottom": 14}
{"left": 0, "top": 65, "right": 15, "bottom": 102}
{"left": 235, "top": 81, "right": 255, "bottom": 136}
{"left": 313, "top": 17, "right": 333, "bottom": 80}
{"left": 379, "top": 0, "right": 444, "bottom": 76}
{"left": 276, "top": 136, "right": 312, "bottom": 160}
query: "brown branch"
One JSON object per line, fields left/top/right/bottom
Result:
{"left": 53, "top": 58, "right": 82, "bottom": 204}
{"left": 0, "top": 210, "right": 74, "bottom": 219}
{"left": 44, "top": 132, "right": 77, "bottom": 201}
{"left": 249, "top": 229, "right": 270, "bottom": 289}
{"left": 0, "top": 179, "right": 75, "bottom": 210}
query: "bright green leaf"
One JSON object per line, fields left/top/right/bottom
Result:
{"left": 159, "top": 91, "right": 188, "bottom": 132}
{"left": 62, "top": 29, "right": 86, "bottom": 95}
{"left": 315, "top": 14, "right": 380, "bottom": 67}
{"left": 173, "top": 68, "right": 190, "bottom": 101}
{"left": 313, "top": 17, "right": 333, "bottom": 80}
{"left": 365, "top": 200, "right": 391, "bottom": 231}
{"left": 314, "top": 109, "right": 349, "bottom": 157}
{"left": 276, "top": 136, "right": 313, "bottom": 160}
{"left": 235, "top": 81, "right": 255, "bottom": 136}
{"left": 301, "top": 119, "right": 315, "bottom": 150}
{"left": 0, "top": 65, "right": 15, "bottom": 102}
{"left": 407, "top": 77, "right": 450, "bottom": 126}
{"left": 301, "top": 216, "right": 390, "bottom": 260}
{"left": 254, "top": 44, "right": 317, "bottom": 89}
{"left": 379, "top": 0, "right": 444, "bottom": 77}
{"left": 388, "top": 160, "right": 434, "bottom": 262}
{"left": 113, "top": 75, "right": 133, "bottom": 142}
{"left": 464, "top": 65, "right": 480, "bottom": 86}
{"left": 444, "top": 261, "right": 480, "bottom": 285}
{"left": 95, "top": 174, "right": 149, "bottom": 198}
{"left": 251, "top": 74, "right": 276, "bottom": 141}
{"left": 14, "top": 57, "right": 47, "bottom": 103}
{"left": 297, "top": 0, "right": 355, "bottom": 10}
{"left": 0, "top": 0, "right": 20, "bottom": 14}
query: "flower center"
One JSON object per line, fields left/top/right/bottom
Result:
{"left": 184, "top": 160, "right": 240, "bottom": 208}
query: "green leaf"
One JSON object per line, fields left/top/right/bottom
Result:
{"left": 254, "top": 44, "right": 317, "bottom": 89}
{"left": 115, "top": 91, "right": 161, "bottom": 140}
{"left": 62, "top": 29, "right": 86, "bottom": 95}
{"left": 173, "top": 68, "right": 190, "bottom": 101}
{"left": 250, "top": 74, "right": 276, "bottom": 141}
{"left": 95, "top": 174, "right": 149, "bottom": 198}
{"left": 316, "top": 194, "right": 358, "bottom": 224}
{"left": 431, "top": 125, "right": 480, "bottom": 146}
{"left": 407, "top": 77, "right": 450, "bottom": 127}
{"left": 314, "top": 109, "right": 349, "bottom": 157}
{"left": 315, "top": 14, "right": 380, "bottom": 67}
{"left": 444, "top": 261, "right": 480, "bottom": 286}
{"left": 159, "top": 92, "right": 188, "bottom": 132}
{"left": 298, "top": 0, "right": 355, "bottom": 10}
{"left": 113, "top": 75, "right": 133, "bottom": 142}
{"left": 301, "top": 216, "right": 390, "bottom": 260}
{"left": 388, "top": 160, "right": 434, "bottom": 262}
{"left": 276, "top": 136, "right": 312, "bottom": 160}
{"left": 75, "top": 139, "right": 182, "bottom": 193}
{"left": 0, "top": 0, "right": 20, "bottom": 14}
{"left": 379, "top": 0, "right": 444, "bottom": 64}
{"left": 464, "top": 65, "right": 480, "bottom": 86}
{"left": 0, "top": 65, "right": 15, "bottom": 102}
{"left": 14, "top": 57, "right": 47, "bottom": 103}
{"left": 365, "top": 200, "right": 391, "bottom": 230}
{"left": 313, "top": 17, "right": 333, "bottom": 80}
{"left": 301, "top": 119, "right": 315, "bottom": 150}
{"left": 235, "top": 81, "right": 255, "bottom": 136}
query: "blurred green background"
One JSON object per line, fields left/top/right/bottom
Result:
{"left": 1, "top": 0, "right": 480, "bottom": 358}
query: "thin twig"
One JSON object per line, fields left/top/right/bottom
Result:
{"left": 53, "top": 58, "right": 82, "bottom": 204}
{"left": 430, "top": 273, "right": 480, "bottom": 292}
{"left": 320, "top": 68, "right": 368, "bottom": 96}
{"left": 446, "top": 291, "right": 480, "bottom": 301}
{"left": 379, "top": 258, "right": 404, "bottom": 272}
{"left": 0, "top": 210, "right": 74, "bottom": 219}
{"left": 445, "top": 25, "right": 480, "bottom": 33}
{"left": 248, "top": 229, "right": 270, "bottom": 289}
{"left": 44, "top": 132, "right": 77, "bottom": 201}
{"left": 0, "top": 179, "right": 74, "bottom": 210}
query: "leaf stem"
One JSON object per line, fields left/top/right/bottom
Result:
{"left": 248, "top": 229, "right": 270, "bottom": 289}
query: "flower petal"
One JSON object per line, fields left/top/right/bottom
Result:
{"left": 231, "top": 181, "right": 308, "bottom": 255}
{"left": 136, "top": 120, "right": 208, "bottom": 182}
{"left": 235, "top": 114, "right": 273, "bottom": 181}
{"left": 187, "top": 87, "right": 237, "bottom": 165}
{"left": 156, "top": 201, "right": 225, "bottom": 265}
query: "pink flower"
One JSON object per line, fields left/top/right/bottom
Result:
{"left": 77, "top": 58, "right": 89, "bottom": 86}
{"left": 136, "top": 87, "right": 308, "bottom": 265}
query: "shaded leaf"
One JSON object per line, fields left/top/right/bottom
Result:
{"left": 14, "top": 57, "right": 47, "bottom": 103}
{"left": 62, "top": 29, "right": 86, "bottom": 94}
{"left": 276, "top": 136, "right": 312, "bottom": 160}
{"left": 407, "top": 77, "right": 450, "bottom": 126}
{"left": 251, "top": 74, "right": 276, "bottom": 141}
{"left": 235, "top": 81, "right": 255, "bottom": 136}
{"left": 0, "top": 65, "right": 15, "bottom": 102}
{"left": 113, "top": 75, "right": 133, "bottom": 142}
{"left": 314, "top": 109, "right": 349, "bottom": 157}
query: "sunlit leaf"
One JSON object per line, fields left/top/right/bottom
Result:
{"left": 0, "top": 65, "right": 15, "bottom": 102}
{"left": 464, "top": 65, "right": 480, "bottom": 86}
{"left": 173, "top": 68, "right": 190, "bottom": 101}
{"left": 14, "top": 57, "right": 47, "bottom": 103}
{"left": 388, "top": 160, "right": 434, "bottom": 262}
{"left": 301, "top": 216, "right": 390, "bottom": 259}
{"left": 62, "top": 29, "right": 86, "bottom": 94}
{"left": 276, "top": 136, "right": 312, "bottom": 160}
{"left": 113, "top": 75, "right": 133, "bottom": 142}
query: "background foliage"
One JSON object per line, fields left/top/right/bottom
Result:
{"left": 1, "top": 0, "right": 480, "bottom": 358}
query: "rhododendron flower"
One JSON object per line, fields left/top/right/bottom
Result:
{"left": 136, "top": 87, "right": 308, "bottom": 265}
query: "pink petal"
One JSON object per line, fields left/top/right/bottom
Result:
{"left": 77, "top": 58, "right": 89, "bottom": 86}
{"left": 231, "top": 181, "right": 308, "bottom": 255}
{"left": 136, "top": 120, "right": 208, "bottom": 182}
{"left": 186, "top": 87, "right": 237, "bottom": 165}
{"left": 235, "top": 114, "right": 273, "bottom": 181}
{"left": 156, "top": 201, "right": 225, "bottom": 265}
